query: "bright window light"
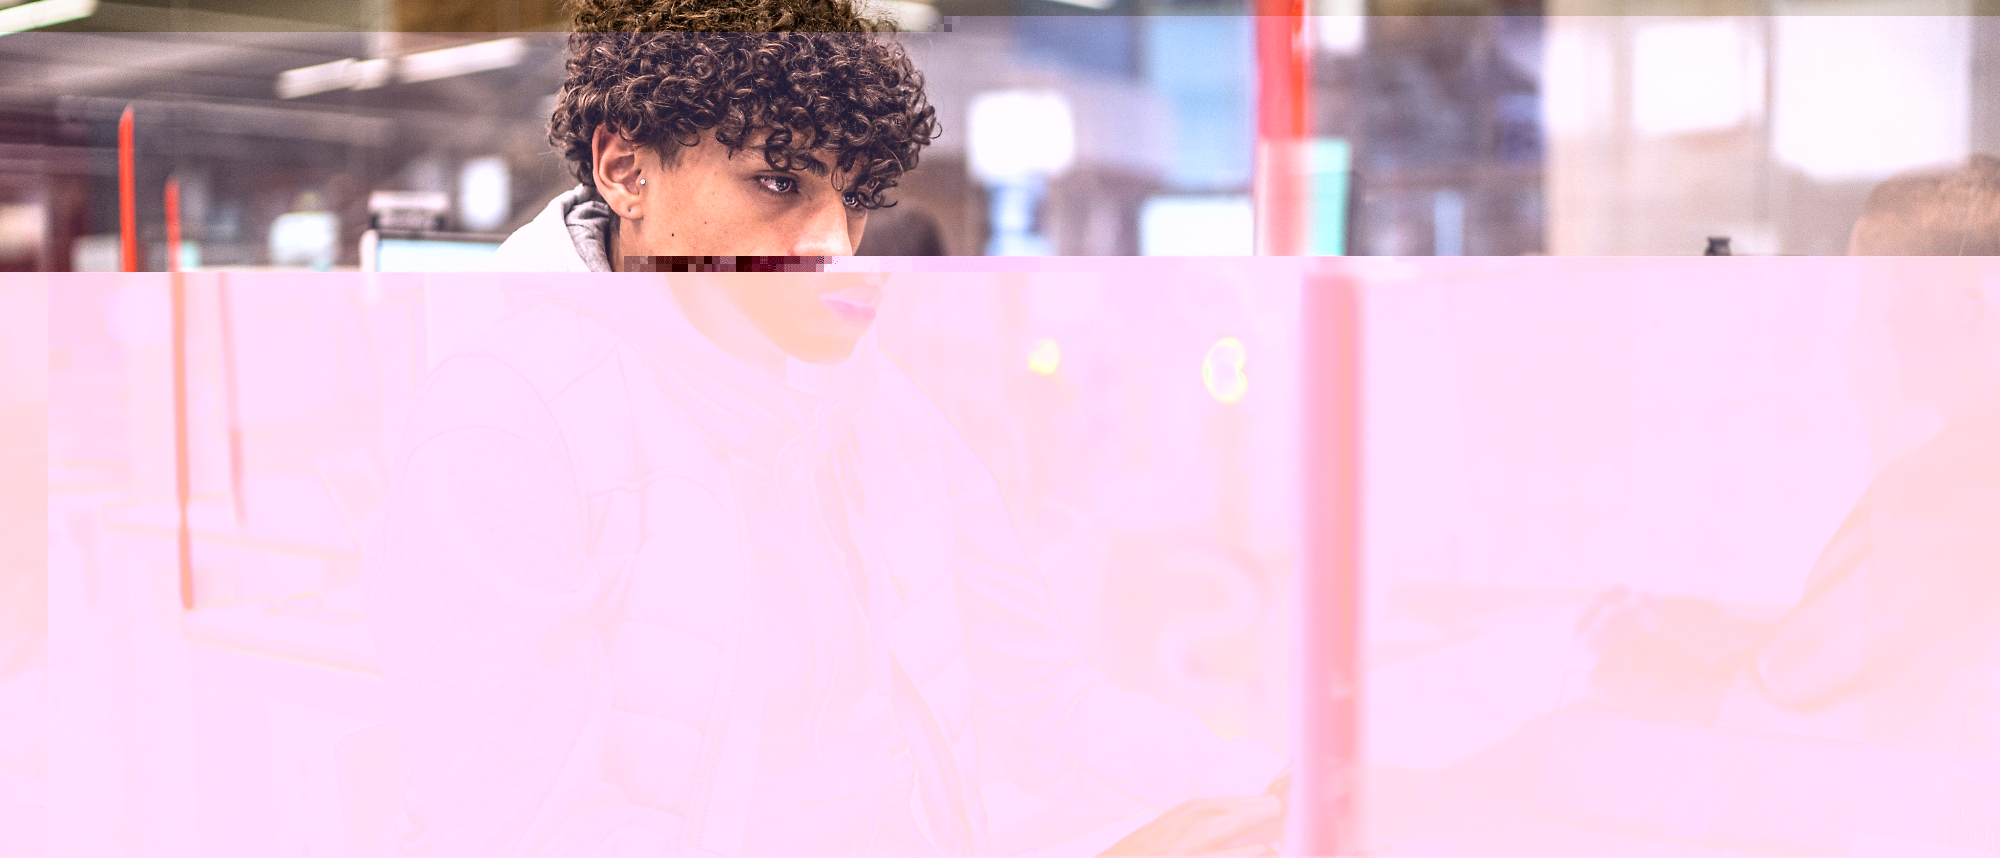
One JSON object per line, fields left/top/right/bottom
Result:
{"left": 269, "top": 211, "right": 338, "bottom": 270}
{"left": 968, "top": 90, "right": 1076, "bottom": 184}
{"left": 457, "top": 156, "right": 511, "bottom": 233}
{"left": 1772, "top": 15, "right": 1970, "bottom": 182}
{"left": 0, "top": 0, "right": 95, "bottom": 36}
{"left": 1139, "top": 196, "right": 1253, "bottom": 256}
{"left": 1631, "top": 19, "right": 1755, "bottom": 137}
{"left": 1312, "top": 0, "right": 1365, "bottom": 56}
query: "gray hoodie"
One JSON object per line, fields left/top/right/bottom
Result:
{"left": 488, "top": 184, "right": 616, "bottom": 272}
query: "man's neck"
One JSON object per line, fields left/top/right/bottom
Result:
{"left": 667, "top": 281, "right": 790, "bottom": 381}
{"left": 608, "top": 217, "right": 626, "bottom": 273}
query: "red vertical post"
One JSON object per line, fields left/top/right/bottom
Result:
{"left": 1255, "top": 0, "right": 1311, "bottom": 255}
{"left": 173, "top": 268, "right": 194, "bottom": 611}
{"left": 165, "top": 177, "right": 182, "bottom": 272}
{"left": 119, "top": 106, "right": 138, "bottom": 272}
{"left": 1292, "top": 272, "right": 1361, "bottom": 855}
{"left": 167, "top": 174, "right": 196, "bottom": 609}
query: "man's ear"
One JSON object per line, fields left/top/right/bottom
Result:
{"left": 593, "top": 125, "right": 644, "bottom": 220}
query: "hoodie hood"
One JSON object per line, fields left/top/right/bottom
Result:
{"left": 487, "top": 184, "right": 615, "bottom": 272}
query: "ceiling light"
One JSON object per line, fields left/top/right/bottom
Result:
{"left": 277, "top": 58, "right": 359, "bottom": 99}
{"left": 277, "top": 39, "right": 520, "bottom": 100}
{"left": 399, "top": 37, "right": 526, "bottom": 84}
{"left": 350, "top": 57, "right": 392, "bottom": 90}
{"left": 0, "top": 0, "right": 97, "bottom": 36}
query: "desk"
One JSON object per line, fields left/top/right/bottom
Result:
{"left": 182, "top": 603, "right": 402, "bottom": 858}
{"left": 92, "top": 493, "right": 403, "bottom": 858}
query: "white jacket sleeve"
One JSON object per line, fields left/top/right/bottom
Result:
{"left": 939, "top": 410, "right": 1286, "bottom": 837}
{"left": 365, "top": 355, "right": 669, "bottom": 856}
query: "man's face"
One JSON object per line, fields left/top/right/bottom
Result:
{"left": 714, "top": 276, "right": 885, "bottom": 364}
{"left": 595, "top": 125, "right": 869, "bottom": 259}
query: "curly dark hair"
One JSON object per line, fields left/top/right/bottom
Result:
{"left": 549, "top": 0, "right": 939, "bottom": 210}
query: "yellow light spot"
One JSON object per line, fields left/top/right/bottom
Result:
{"left": 1028, "top": 337, "right": 1061, "bottom": 375}
{"left": 1203, "top": 337, "right": 1248, "bottom": 403}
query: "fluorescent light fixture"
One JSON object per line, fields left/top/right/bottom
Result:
{"left": 277, "top": 57, "right": 360, "bottom": 99}
{"left": 1632, "top": 19, "right": 1756, "bottom": 137}
{"left": 1041, "top": 0, "right": 1114, "bottom": 9}
{"left": 968, "top": 90, "right": 1076, "bottom": 184}
{"left": 279, "top": 39, "right": 521, "bottom": 99}
{"left": 0, "top": 0, "right": 95, "bottom": 36}
{"left": 351, "top": 57, "right": 392, "bottom": 90}
{"left": 399, "top": 37, "right": 527, "bottom": 84}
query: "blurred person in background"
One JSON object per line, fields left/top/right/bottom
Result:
{"left": 488, "top": 0, "right": 939, "bottom": 269}
{"left": 1848, "top": 154, "right": 2000, "bottom": 257}
{"left": 856, "top": 205, "right": 948, "bottom": 256}
{"left": 371, "top": 4, "right": 1288, "bottom": 856}
{"left": 1581, "top": 155, "right": 2000, "bottom": 751}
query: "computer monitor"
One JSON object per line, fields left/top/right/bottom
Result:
{"left": 360, "top": 229, "right": 504, "bottom": 273}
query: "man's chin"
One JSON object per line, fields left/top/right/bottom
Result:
{"left": 786, "top": 332, "right": 868, "bottom": 366}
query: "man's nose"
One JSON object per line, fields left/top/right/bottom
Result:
{"left": 791, "top": 196, "right": 855, "bottom": 256}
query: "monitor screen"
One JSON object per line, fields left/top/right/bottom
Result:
{"left": 374, "top": 238, "right": 501, "bottom": 272}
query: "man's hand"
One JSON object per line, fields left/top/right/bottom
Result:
{"left": 1100, "top": 773, "right": 1290, "bottom": 857}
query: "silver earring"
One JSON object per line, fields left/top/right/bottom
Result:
{"left": 638, "top": 178, "right": 646, "bottom": 186}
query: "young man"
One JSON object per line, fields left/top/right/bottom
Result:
{"left": 372, "top": 1, "right": 1290, "bottom": 855}
{"left": 489, "top": 0, "right": 937, "bottom": 269}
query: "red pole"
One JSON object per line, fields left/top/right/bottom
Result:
{"left": 1255, "top": 0, "right": 1311, "bottom": 255}
{"left": 172, "top": 262, "right": 194, "bottom": 611}
{"left": 168, "top": 174, "right": 194, "bottom": 608}
{"left": 1292, "top": 272, "right": 1361, "bottom": 855}
{"left": 119, "top": 106, "right": 137, "bottom": 272}
{"left": 165, "top": 176, "right": 181, "bottom": 272}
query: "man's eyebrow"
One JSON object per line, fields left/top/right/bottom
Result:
{"left": 746, "top": 147, "right": 830, "bottom": 176}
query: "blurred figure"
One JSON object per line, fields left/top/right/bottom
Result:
{"left": 856, "top": 205, "right": 948, "bottom": 256}
{"left": 1746, "top": 259, "right": 2000, "bottom": 741}
{"left": 1847, "top": 154, "right": 2000, "bottom": 256}
{"left": 1584, "top": 162, "right": 2000, "bottom": 750}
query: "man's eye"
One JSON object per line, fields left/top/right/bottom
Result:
{"left": 757, "top": 175, "right": 797, "bottom": 195}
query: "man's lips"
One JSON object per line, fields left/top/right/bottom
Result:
{"left": 820, "top": 289, "right": 879, "bottom": 325}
